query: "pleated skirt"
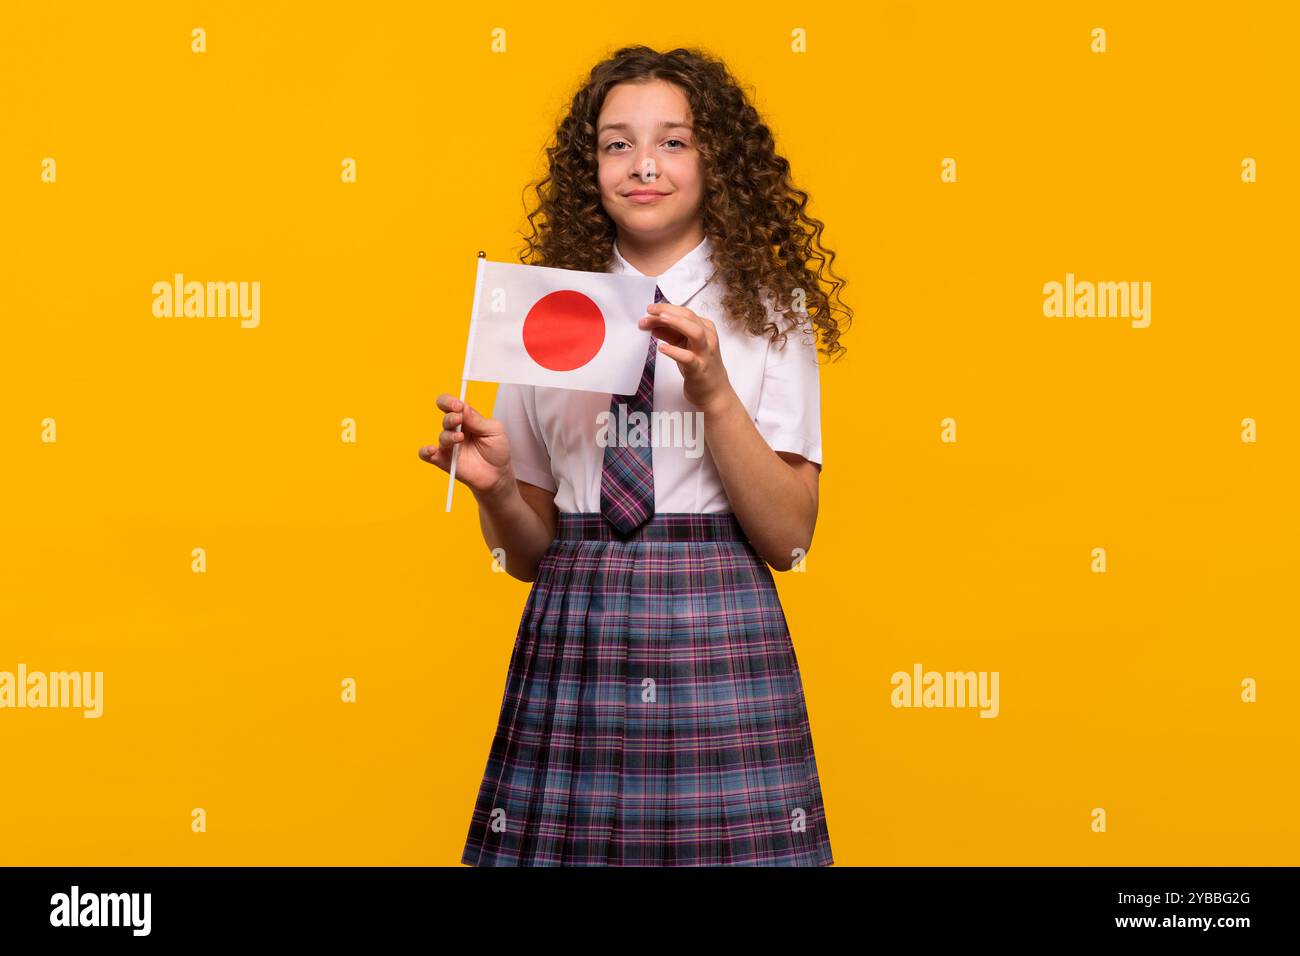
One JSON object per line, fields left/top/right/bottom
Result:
{"left": 461, "top": 511, "right": 834, "bottom": 866}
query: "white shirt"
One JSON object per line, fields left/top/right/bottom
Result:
{"left": 491, "top": 235, "right": 822, "bottom": 514}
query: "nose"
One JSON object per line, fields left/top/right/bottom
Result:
{"left": 629, "top": 151, "right": 658, "bottom": 182}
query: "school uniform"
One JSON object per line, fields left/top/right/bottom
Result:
{"left": 461, "top": 235, "right": 834, "bottom": 866}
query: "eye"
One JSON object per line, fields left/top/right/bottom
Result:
{"left": 664, "top": 138, "right": 688, "bottom": 148}
{"left": 605, "top": 140, "right": 630, "bottom": 152}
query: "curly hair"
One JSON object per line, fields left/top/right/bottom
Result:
{"left": 517, "top": 45, "right": 851, "bottom": 361}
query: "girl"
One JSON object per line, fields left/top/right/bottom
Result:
{"left": 421, "top": 45, "right": 850, "bottom": 866}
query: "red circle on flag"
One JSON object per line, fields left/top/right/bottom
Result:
{"left": 522, "top": 290, "right": 606, "bottom": 371}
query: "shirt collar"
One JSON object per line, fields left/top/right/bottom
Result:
{"left": 610, "top": 235, "right": 716, "bottom": 306}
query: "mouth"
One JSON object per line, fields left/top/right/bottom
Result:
{"left": 624, "top": 190, "right": 669, "bottom": 204}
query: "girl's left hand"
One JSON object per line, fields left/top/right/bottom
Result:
{"left": 640, "top": 302, "right": 734, "bottom": 413}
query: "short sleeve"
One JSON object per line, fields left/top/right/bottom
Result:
{"left": 753, "top": 322, "right": 823, "bottom": 467}
{"left": 491, "top": 383, "right": 559, "bottom": 492}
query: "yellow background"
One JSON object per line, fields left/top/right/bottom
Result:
{"left": 2, "top": 1, "right": 1296, "bottom": 865}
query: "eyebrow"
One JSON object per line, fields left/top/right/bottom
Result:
{"left": 597, "top": 120, "right": 693, "bottom": 135}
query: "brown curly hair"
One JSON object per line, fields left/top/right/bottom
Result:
{"left": 516, "top": 45, "right": 851, "bottom": 361}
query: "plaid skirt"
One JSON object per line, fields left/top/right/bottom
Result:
{"left": 461, "top": 512, "right": 833, "bottom": 866}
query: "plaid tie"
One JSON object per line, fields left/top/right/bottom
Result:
{"left": 599, "top": 285, "right": 664, "bottom": 533}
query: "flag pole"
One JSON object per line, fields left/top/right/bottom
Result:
{"left": 446, "top": 250, "right": 488, "bottom": 512}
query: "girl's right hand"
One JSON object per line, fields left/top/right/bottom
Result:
{"left": 419, "top": 394, "right": 514, "bottom": 498}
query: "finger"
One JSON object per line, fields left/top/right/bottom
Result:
{"left": 649, "top": 303, "right": 704, "bottom": 328}
{"left": 460, "top": 402, "right": 495, "bottom": 434}
{"left": 642, "top": 320, "right": 691, "bottom": 350}
{"left": 439, "top": 429, "right": 466, "bottom": 450}
{"left": 642, "top": 308, "right": 706, "bottom": 348}
{"left": 656, "top": 339, "right": 698, "bottom": 368}
{"left": 648, "top": 326, "right": 689, "bottom": 349}
{"left": 420, "top": 444, "right": 452, "bottom": 469}
{"left": 443, "top": 410, "right": 463, "bottom": 430}
{"left": 435, "top": 393, "right": 465, "bottom": 414}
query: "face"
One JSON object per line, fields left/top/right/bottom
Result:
{"left": 595, "top": 78, "right": 704, "bottom": 244}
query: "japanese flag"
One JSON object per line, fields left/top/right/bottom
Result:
{"left": 463, "top": 258, "right": 659, "bottom": 394}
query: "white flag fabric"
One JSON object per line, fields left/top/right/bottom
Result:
{"left": 463, "top": 259, "right": 660, "bottom": 394}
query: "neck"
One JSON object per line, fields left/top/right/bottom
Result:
{"left": 615, "top": 224, "right": 706, "bottom": 276}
